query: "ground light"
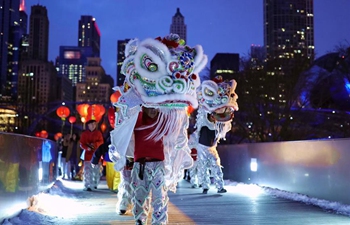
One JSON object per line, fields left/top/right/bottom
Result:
{"left": 26, "top": 179, "right": 93, "bottom": 218}
{"left": 225, "top": 181, "right": 264, "bottom": 198}
{"left": 250, "top": 158, "right": 258, "bottom": 172}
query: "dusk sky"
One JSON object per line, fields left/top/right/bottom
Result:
{"left": 25, "top": 0, "right": 350, "bottom": 82}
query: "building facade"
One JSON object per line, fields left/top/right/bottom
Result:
{"left": 170, "top": 8, "right": 187, "bottom": 43}
{"left": 75, "top": 57, "right": 110, "bottom": 104}
{"left": 28, "top": 4, "right": 49, "bottom": 61}
{"left": 0, "top": 0, "right": 22, "bottom": 98}
{"left": 116, "top": 39, "right": 130, "bottom": 86}
{"left": 264, "top": 0, "right": 314, "bottom": 68}
{"left": 17, "top": 4, "right": 58, "bottom": 135}
{"left": 58, "top": 46, "right": 94, "bottom": 86}
{"left": 78, "top": 15, "right": 101, "bottom": 57}
{"left": 210, "top": 53, "right": 240, "bottom": 81}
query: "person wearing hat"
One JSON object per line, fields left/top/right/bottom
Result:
{"left": 80, "top": 119, "right": 104, "bottom": 191}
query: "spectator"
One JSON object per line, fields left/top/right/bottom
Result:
{"left": 66, "top": 133, "right": 80, "bottom": 180}
{"left": 80, "top": 120, "right": 103, "bottom": 191}
{"left": 61, "top": 133, "right": 70, "bottom": 179}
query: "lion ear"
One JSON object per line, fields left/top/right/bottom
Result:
{"left": 125, "top": 39, "right": 139, "bottom": 57}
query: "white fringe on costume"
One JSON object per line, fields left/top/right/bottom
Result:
{"left": 135, "top": 107, "right": 193, "bottom": 192}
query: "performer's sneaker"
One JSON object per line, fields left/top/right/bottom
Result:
{"left": 191, "top": 184, "right": 198, "bottom": 188}
{"left": 217, "top": 188, "right": 227, "bottom": 193}
{"left": 84, "top": 187, "right": 92, "bottom": 191}
{"left": 202, "top": 189, "right": 208, "bottom": 194}
{"left": 119, "top": 210, "right": 126, "bottom": 215}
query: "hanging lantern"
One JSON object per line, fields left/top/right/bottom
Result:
{"left": 56, "top": 106, "right": 70, "bottom": 120}
{"left": 87, "top": 104, "right": 105, "bottom": 122}
{"left": 40, "top": 130, "right": 48, "bottom": 139}
{"left": 56, "top": 132, "right": 63, "bottom": 139}
{"left": 81, "top": 116, "right": 87, "bottom": 130}
{"left": 76, "top": 104, "right": 90, "bottom": 118}
{"left": 110, "top": 90, "right": 121, "bottom": 104}
{"left": 98, "top": 105, "right": 106, "bottom": 118}
{"left": 100, "top": 123, "right": 107, "bottom": 133}
{"left": 107, "top": 107, "right": 115, "bottom": 128}
{"left": 68, "top": 116, "right": 77, "bottom": 135}
{"left": 54, "top": 134, "right": 60, "bottom": 141}
{"left": 35, "top": 132, "right": 40, "bottom": 137}
{"left": 69, "top": 116, "right": 76, "bottom": 124}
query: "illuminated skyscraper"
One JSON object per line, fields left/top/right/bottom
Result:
{"left": 170, "top": 8, "right": 187, "bottom": 43}
{"left": 116, "top": 39, "right": 130, "bottom": 86}
{"left": 58, "top": 46, "right": 94, "bottom": 86}
{"left": 264, "top": 0, "right": 314, "bottom": 67}
{"left": 78, "top": 15, "right": 101, "bottom": 57}
{"left": 0, "top": 0, "right": 21, "bottom": 97}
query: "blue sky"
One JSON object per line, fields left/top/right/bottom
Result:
{"left": 25, "top": 0, "right": 350, "bottom": 81}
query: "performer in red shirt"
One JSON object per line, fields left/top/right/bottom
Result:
{"left": 80, "top": 119, "right": 103, "bottom": 191}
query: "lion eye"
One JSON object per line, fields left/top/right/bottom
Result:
{"left": 142, "top": 54, "right": 158, "bottom": 72}
{"left": 204, "top": 88, "right": 214, "bottom": 96}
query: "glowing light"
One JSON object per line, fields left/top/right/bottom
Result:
{"left": 227, "top": 182, "right": 263, "bottom": 198}
{"left": 19, "top": 0, "right": 25, "bottom": 11}
{"left": 250, "top": 158, "right": 258, "bottom": 172}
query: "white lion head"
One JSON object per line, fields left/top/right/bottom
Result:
{"left": 121, "top": 34, "right": 208, "bottom": 109}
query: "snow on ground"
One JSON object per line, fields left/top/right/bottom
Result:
{"left": 1, "top": 179, "right": 350, "bottom": 224}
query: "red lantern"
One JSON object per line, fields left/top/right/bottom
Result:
{"left": 110, "top": 91, "right": 121, "bottom": 104}
{"left": 68, "top": 116, "right": 76, "bottom": 124}
{"left": 98, "top": 105, "right": 106, "bottom": 117}
{"left": 87, "top": 104, "right": 105, "bottom": 122}
{"left": 76, "top": 104, "right": 90, "bottom": 118}
{"left": 100, "top": 123, "right": 107, "bottom": 133}
{"left": 56, "top": 106, "right": 70, "bottom": 120}
{"left": 68, "top": 116, "right": 76, "bottom": 135}
{"left": 40, "top": 130, "right": 48, "bottom": 139}
{"left": 35, "top": 132, "right": 40, "bottom": 137}
{"left": 56, "top": 132, "right": 62, "bottom": 139}
{"left": 108, "top": 107, "right": 115, "bottom": 128}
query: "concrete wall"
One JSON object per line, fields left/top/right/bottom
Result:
{"left": 219, "top": 138, "right": 350, "bottom": 205}
{"left": 0, "top": 132, "right": 58, "bottom": 223}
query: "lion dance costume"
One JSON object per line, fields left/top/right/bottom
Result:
{"left": 109, "top": 34, "right": 207, "bottom": 224}
{"left": 188, "top": 76, "right": 238, "bottom": 194}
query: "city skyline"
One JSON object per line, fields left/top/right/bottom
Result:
{"left": 25, "top": 0, "right": 350, "bottom": 82}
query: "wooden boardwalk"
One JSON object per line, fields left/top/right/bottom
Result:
{"left": 43, "top": 178, "right": 350, "bottom": 225}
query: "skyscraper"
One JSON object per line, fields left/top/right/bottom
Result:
{"left": 170, "top": 8, "right": 187, "bottom": 43}
{"left": 264, "top": 0, "right": 314, "bottom": 67}
{"left": 0, "top": 0, "right": 21, "bottom": 97}
{"left": 28, "top": 4, "right": 49, "bottom": 61}
{"left": 78, "top": 15, "right": 101, "bottom": 57}
{"left": 18, "top": 4, "right": 57, "bottom": 135}
{"left": 5, "top": 0, "right": 28, "bottom": 100}
{"left": 116, "top": 39, "right": 130, "bottom": 86}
